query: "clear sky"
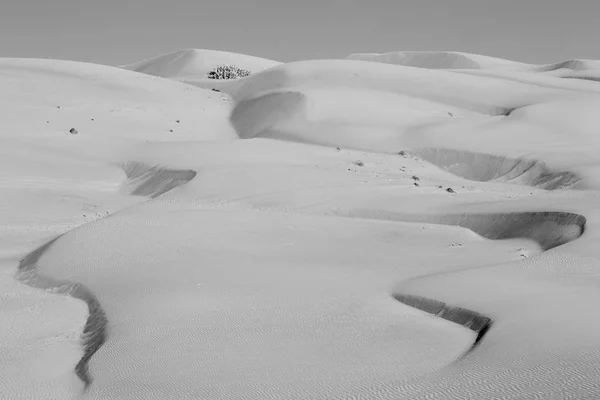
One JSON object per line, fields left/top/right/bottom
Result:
{"left": 2, "top": 0, "right": 599, "bottom": 66}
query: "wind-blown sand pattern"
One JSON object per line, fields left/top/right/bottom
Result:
{"left": 3, "top": 50, "right": 600, "bottom": 399}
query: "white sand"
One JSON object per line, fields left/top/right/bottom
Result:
{"left": 2, "top": 50, "right": 600, "bottom": 399}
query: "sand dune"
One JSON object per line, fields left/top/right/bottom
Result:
{"left": 347, "top": 50, "right": 600, "bottom": 74}
{"left": 4, "top": 48, "right": 600, "bottom": 400}
{"left": 121, "top": 48, "right": 281, "bottom": 90}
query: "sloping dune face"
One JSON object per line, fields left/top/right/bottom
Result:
{"left": 6, "top": 51, "right": 600, "bottom": 400}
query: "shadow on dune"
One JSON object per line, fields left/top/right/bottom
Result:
{"left": 16, "top": 162, "right": 199, "bottom": 389}
{"left": 230, "top": 91, "right": 307, "bottom": 140}
{"left": 393, "top": 294, "right": 492, "bottom": 350}
{"left": 410, "top": 148, "right": 581, "bottom": 190}
{"left": 122, "top": 161, "right": 197, "bottom": 198}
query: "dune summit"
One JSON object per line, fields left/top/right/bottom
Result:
{"left": 3, "top": 48, "right": 600, "bottom": 400}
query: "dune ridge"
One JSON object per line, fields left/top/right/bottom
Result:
{"left": 392, "top": 294, "right": 492, "bottom": 351}
{"left": 347, "top": 210, "right": 585, "bottom": 251}
{"left": 18, "top": 237, "right": 105, "bottom": 388}
{"left": 16, "top": 162, "right": 200, "bottom": 388}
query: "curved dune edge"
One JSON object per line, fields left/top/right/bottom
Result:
{"left": 347, "top": 210, "right": 585, "bottom": 251}
{"left": 14, "top": 160, "right": 588, "bottom": 390}
{"left": 17, "top": 237, "right": 106, "bottom": 388}
{"left": 409, "top": 148, "right": 581, "bottom": 190}
{"left": 15, "top": 162, "right": 199, "bottom": 389}
{"left": 392, "top": 294, "right": 492, "bottom": 352}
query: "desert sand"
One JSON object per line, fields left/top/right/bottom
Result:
{"left": 1, "top": 49, "right": 600, "bottom": 399}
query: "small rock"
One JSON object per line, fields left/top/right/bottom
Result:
{"left": 176, "top": 120, "right": 180, "bottom": 123}
{"left": 69, "top": 128, "right": 78, "bottom": 135}
{"left": 436, "top": 185, "right": 443, "bottom": 189}
{"left": 446, "top": 187, "right": 456, "bottom": 193}
{"left": 411, "top": 175, "right": 420, "bottom": 181}
{"left": 211, "top": 88, "right": 220, "bottom": 92}
{"left": 414, "top": 182, "right": 419, "bottom": 187}
{"left": 169, "top": 129, "right": 173, "bottom": 132}
{"left": 398, "top": 151, "right": 406, "bottom": 156}
{"left": 336, "top": 147, "right": 340, "bottom": 151}
{"left": 354, "top": 160, "right": 364, "bottom": 167}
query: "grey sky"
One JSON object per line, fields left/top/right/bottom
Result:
{"left": 2, "top": 0, "right": 599, "bottom": 66}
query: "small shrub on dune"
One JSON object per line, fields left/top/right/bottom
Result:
{"left": 207, "top": 65, "right": 251, "bottom": 80}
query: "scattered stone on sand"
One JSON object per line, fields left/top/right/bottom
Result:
{"left": 69, "top": 128, "right": 78, "bottom": 135}
{"left": 446, "top": 187, "right": 456, "bottom": 193}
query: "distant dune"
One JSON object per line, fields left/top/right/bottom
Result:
{"left": 347, "top": 50, "right": 600, "bottom": 74}
{"left": 121, "top": 48, "right": 281, "bottom": 89}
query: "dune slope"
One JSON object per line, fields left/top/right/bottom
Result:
{"left": 121, "top": 49, "right": 281, "bottom": 91}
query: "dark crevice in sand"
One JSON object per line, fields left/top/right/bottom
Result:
{"left": 392, "top": 294, "right": 492, "bottom": 354}
{"left": 16, "top": 162, "right": 198, "bottom": 390}
{"left": 409, "top": 148, "right": 581, "bottom": 190}
{"left": 18, "top": 237, "right": 106, "bottom": 388}
{"left": 122, "top": 161, "right": 197, "bottom": 198}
